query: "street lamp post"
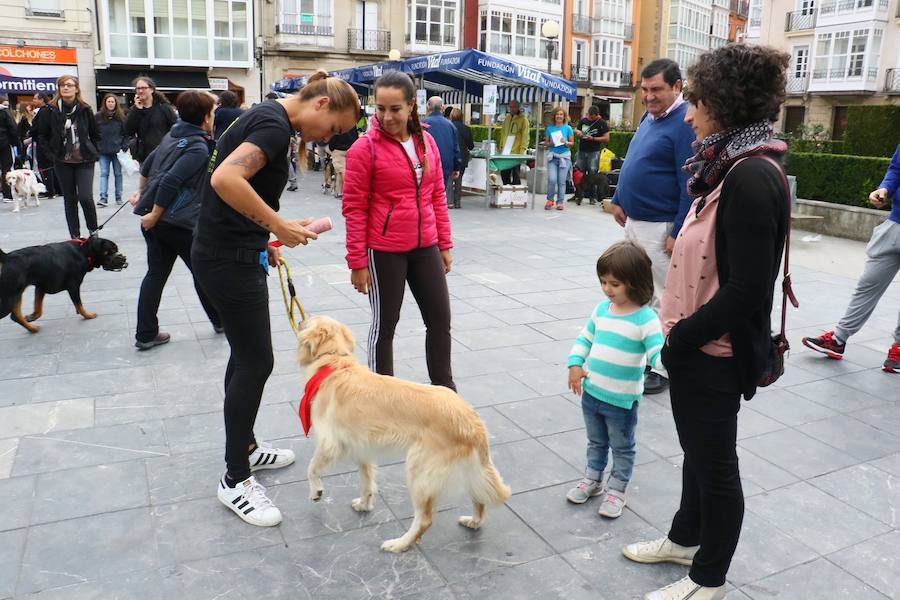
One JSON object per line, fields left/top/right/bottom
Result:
{"left": 388, "top": 49, "right": 401, "bottom": 61}
{"left": 541, "top": 20, "right": 560, "bottom": 75}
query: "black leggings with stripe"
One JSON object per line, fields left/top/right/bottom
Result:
{"left": 367, "top": 245, "right": 456, "bottom": 391}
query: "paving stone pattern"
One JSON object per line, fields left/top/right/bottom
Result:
{"left": 0, "top": 170, "right": 898, "bottom": 599}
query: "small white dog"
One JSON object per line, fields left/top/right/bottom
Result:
{"left": 5, "top": 169, "right": 45, "bottom": 213}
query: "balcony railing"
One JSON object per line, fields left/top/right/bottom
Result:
{"left": 785, "top": 9, "right": 817, "bottom": 31}
{"left": 787, "top": 74, "right": 809, "bottom": 93}
{"left": 730, "top": 0, "right": 749, "bottom": 17}
{"left": 572, "top": 14, "right": 592, "bottom": 34}
{"left": 818, "top": 0, "right": 884, "bottom": 15}
{"left": 276, "top": 20, "right": 334, "bottom": 36}
{"left": 619, "top": 71, "right": 633, "bottom": 88}
{"left": 571, "top": 64, "right": 591, "bottom": 82}
{"left": 348, "top": 29, "right": 390, "bottom": 52}
{"left": 885, "top": 68, "right": 900, "bottom": 92}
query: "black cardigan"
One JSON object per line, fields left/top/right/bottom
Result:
{"left": 664, "top": 155, "right": 789, "bottom": 400}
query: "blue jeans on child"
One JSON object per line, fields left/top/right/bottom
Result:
{"left": 547, "top": 154, "right": 571, "bottom": 205}
{"left": 582, "top": 390, "right": 638, "bottom": 492}
{"left": 98, "top": 153, "right": 123, "bottom": 203}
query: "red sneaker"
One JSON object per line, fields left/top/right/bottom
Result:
{"left": 544, "top": 200, "right": 554, "bottom": 210}
{"left": 884, "top": 343, "right": 900, "bottom": 373}
{"left": 801, "top": 330, "right": 845, "bottom": 359}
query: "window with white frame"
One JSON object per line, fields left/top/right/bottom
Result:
{"left": 282, "top": 0, "right": 333, "bottom": 35}
{"left": 151, "top": 0, "right": 214, "bottom": 60}
{"left": 408, "top": 0, "right": 457, "bottom": 46}
{"left": 798, "top": 0, "right": 816, "bottom": 15}
{"left": 595, "top": 0, "right": 626, "bottom": 35}
{"left": 108, "top": 0, "right": 150, "bottom": 59}
{"left": 27, "top": 0, "right": 63, "bottom": 16}
{"left": 213, "top": 0, "right": 248, "bottom": 61}
{"left": 480, "top": 10, "right": 553, "bottom": 59}
{"left": 514, "top": 14, "right": 536, "bottom": 57}
{"left": 793, "top": 45, "right": 809, "bottom": 77}
{"left": 592, "top": 38, "right": 623, "bottom": 84}
{"left": 574, "top": 40, "right": 586, "bottom": 67}
{"left": 813, "top": 28, "right": 876, "bottom": 80}
{"left": 748, "top": 0, "right": 761, "bottom": 28}
{"left": 712, "top": 10, "right": 729, "bottom": 39}
{"left": 868, "top": 28, "right": 882, "bottom": 80}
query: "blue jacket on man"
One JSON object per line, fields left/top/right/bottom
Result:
{"left": 611, "top": 102, "right": 696, "bottom": 237}
{"left": 879, "top": 143, "right": 900, "bottom": 225}
{"left": 423, "top": 111, "right": 461, "bottom": 182}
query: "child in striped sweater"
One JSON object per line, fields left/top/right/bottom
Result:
{"left": 566, "top": 240, "right": 664, "bottom": 518}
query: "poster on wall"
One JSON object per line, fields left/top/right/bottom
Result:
{"left": 483, "top": 85, "right": 498, "bottom": 116}
{"left": 416, "top": 89, "right": 427, "bottom": 114}
{"left": 0, "top": 63, "right": 77, "bottom": 95}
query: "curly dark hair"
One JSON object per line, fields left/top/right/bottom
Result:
{"left": 685, "top": 44, "right": 790, "bottom": 130}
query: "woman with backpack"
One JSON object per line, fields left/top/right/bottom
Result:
{"left": 129, "top": 90, "right": 222, "bottom": 350}
{"left": 342, "top": 71, "right": 456, "bottom": 391}
{"left": 124, "top": 76, "right": 176, "bottom": 164}
{"left": 96, "top": 94, "right": 126, "bottom": 206}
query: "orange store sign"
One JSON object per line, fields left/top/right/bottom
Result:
{"left": 0, "top": 45, "right": 77, "bottom": 65}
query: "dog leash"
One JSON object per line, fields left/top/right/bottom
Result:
{"left": 268, "top": 241, "right": 306, "bottom": 336}
{"left": 91, "top": 199, "right": 131, "bottom": 235}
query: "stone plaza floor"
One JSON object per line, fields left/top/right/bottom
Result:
{"left": 0, "top": 169, "right": 898, "bottom": 599}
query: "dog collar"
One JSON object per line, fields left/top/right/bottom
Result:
{"left": 67, "top": 238, "right": 93, "bottom": 268}
{"left": 298, "top": 364, "right": 345, "bottom": 437}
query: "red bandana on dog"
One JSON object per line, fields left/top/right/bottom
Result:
{"left": 298, "top": 365, "right": 344, "bottom": 436}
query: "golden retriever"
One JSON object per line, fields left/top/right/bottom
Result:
{"left": 297, "top": 315, "right": 511, "bottom": 553}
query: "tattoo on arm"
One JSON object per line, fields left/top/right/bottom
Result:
{"left": 224, "top": 144, "right": 268, "bottom": 177}
{"left": 238, "top": 209, "right": 275, "bottom": 231}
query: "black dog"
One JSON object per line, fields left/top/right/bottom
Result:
{"left": 0, "top": 237, "right": 127, "bottom": 333}
{"left": 572, "top": 171, "right": 610, "bottom": 206}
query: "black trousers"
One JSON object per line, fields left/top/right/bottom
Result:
{"left": 1, "top": 146, "right": 13, "bottom": 200}
{"left": 500, "top": 166, "right": 520, "bottom": 185}
{"left": 367, "top": 245, "right": 455, "bottom": 391}
{"left": 666, "top": 349, "right": 744, "bottom": 587}
{"left": 451, "top": 166, "right": 466, "bottom": 207}
{"left": 136, "top": 223, "right": 221, "bottom": 343}
{"left": 56, "top": 162, "right": 97, "bottom": 238}
{"left": 191, "top": 247, "right": 271, "bottom": 483}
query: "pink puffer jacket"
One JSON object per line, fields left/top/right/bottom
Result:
{"left": 342, "top": 117, "right": 453, "bottom": 270}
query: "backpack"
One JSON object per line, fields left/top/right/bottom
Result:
{"left": 133, "top": 136, "right": 205, "bottom": 230}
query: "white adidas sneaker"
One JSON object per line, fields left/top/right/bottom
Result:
{"left": 217, "top": 474, "right": 283, "bottom": 527}
{"left": 249, "top": 442, "right": 296, "bottom": 471}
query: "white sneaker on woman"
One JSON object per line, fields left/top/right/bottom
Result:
{"left": 643, "top": 575, "right": 726, "bottom": 600}
{"left": 217, "top": 474, "right": 282, "bottom": 527}
{"left": 249, "top": 442, "right": 295, "bottom": 471}
{"left": 622, "top": 536, "right": 699, "bottom": 566}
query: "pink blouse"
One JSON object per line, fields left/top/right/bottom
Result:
{"left": 659, "top": 175, "right": 733, "bottom": 357}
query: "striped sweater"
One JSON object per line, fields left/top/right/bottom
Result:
{"left": 567, "top": 300, "right": 665, "bottom": 409}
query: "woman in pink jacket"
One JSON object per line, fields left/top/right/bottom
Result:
{"left": 342, "top": 71, "right": 455, "bottom": 390}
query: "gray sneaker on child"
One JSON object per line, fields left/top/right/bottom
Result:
{"left": 598, "top": 488, "right": 626, "bottom": 518}
{"left": 566, "top": 478, "right": 604, "bottom": 504}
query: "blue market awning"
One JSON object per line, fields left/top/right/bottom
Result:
{"left": 271, "top": 77, "right": 305, "bottom": 92}
{"left": 330, "top": 49, "right": 577, "bottom": 102}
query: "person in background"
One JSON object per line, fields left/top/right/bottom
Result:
{"left": 574, "top": 105, "right": 610, "bottom": 205}
{"left": 286, "top": 132, "right": 299, "bottom": 192}
{"left": 328, "top": 110, "right": 359, "bottom": 199}
{"left": 192, "top": 71, "right": 359, "bottom": 528}
{"left": 0, "top": 95, "right": 20, "bottom": 202}
{"left": 499, "top": 100, "right": 529, "bottom": 185}
{"left": 15, "top": 102, "right": 34, "bottom": 169}
{"left": 264, "top": 92, "right": 279, "bottom": 100}
{"left": 50, "top": 76, "right": 101, "bottom": 238}
{"left": 30, "top": 92, "right": 59, "bottom": 198}
{"left": 96, "top": 94, "right": 126, "bottom": 207}
{"left": 423, "top": 96, "right": 461, "bottom": 206}
{"left": 622, "top": 45, "right": 791, "bottom": 600}
{"left": 131, "top": 90, "right": 222, "bottom": 350}
{"left": 343, "top": 71, "right": 456, "bottom": 391}
{"left": 449, "top": 108, "right": 473, "bottom": 209}
{"left": 608, "top": 58, "right": 696, "bottom": 395}
{"left": 124, "top": 76, "right": 176, "bottom": 164}
{"left": 802, "top": 141, "right": 900, "bottom": 373}
{"left": 214, "top": 90, "right": 243, "bottom": 140}
{"left": 544, "top": 106, "right": 574, "bottom": 211}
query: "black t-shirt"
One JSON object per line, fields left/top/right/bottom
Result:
{"left": 196, "top": 100, "right": 292, "bottom": 250}
{"left": 577, "top": 117, "right": 609, "bottom": 153}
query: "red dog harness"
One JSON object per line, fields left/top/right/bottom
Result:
{"left": 298, "top": 365, "right": 345, "bottom": 436}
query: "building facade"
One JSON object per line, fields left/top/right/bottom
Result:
{"left": 95, "top": 0, "right": 260, "bottom": 105}
{"left": 746, "top": 0, "right": 899, "bottom": 138}
{"left": 0, "top": 1, "right": 94, "bottom": 107}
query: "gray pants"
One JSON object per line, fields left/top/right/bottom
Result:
{"left": 835, "top": 219, "right": 900, "bottom": 344}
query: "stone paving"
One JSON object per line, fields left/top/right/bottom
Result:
{"left": 0, "top": 169, "right": 898, "bottom": 600}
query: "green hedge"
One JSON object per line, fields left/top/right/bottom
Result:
{"left": 784, "top": 139, "right": 845, "bottom": 154}
{"left": 468, "top": 125, "right": 635, "bottom": 157}
{"left": 785, "top": 151, "right": 890, "bottom": 208}
{"left": 843, "top": 105, "right": 900, "bottom": 158}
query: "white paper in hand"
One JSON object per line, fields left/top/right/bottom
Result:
{"left": 550, "top": 129, "right": 565, "bottom": 147}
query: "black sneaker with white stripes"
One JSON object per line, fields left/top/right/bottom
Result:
{"left": 249, "top": 442, "right": 295, "bottom": 471}
{"left": 217, "top": 474, "right": 282, "bottom": 527}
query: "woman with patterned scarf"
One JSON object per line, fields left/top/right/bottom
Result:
{"left": 621, "top": 45, "right": 791, "bottom": 600}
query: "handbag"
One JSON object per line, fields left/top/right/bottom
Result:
{"left": 756, "top": 155, "right": 799, "bottom": 387}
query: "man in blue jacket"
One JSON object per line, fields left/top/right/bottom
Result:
{"left": 424, "top": 96, "right": 461, "bottom": 205}
{"left": 803, "top": 142, "right": 900, "bottom": 373}
{"left": 609, "top": 58, "right": 696, "bottom": 394}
